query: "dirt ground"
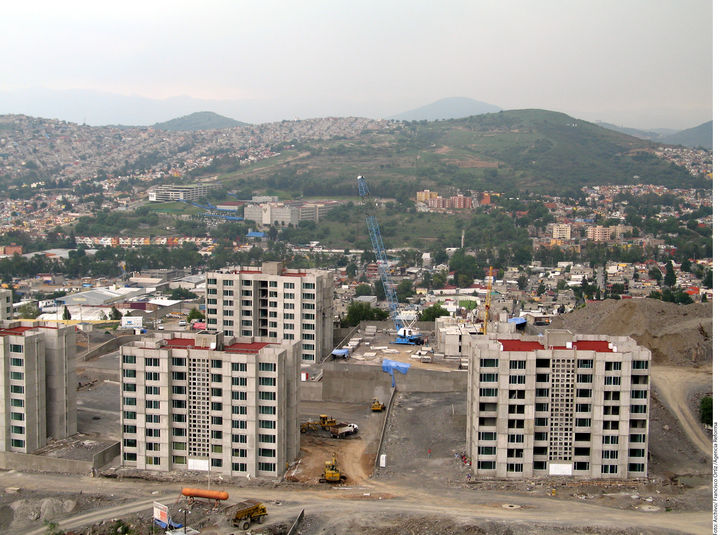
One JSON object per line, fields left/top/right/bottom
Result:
{"left": 549, "top": 300, "right": 713, "bottom": 366}
{"left": 289, "top": 400, "right": 384, "bottom": 485}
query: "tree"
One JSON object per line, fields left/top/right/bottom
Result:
{"left": 431, "top": 270, "right": 448, "bottom": 289}
{"left": 422, "top": 271, "right": 432, "bottom": 289}
{"left": 556, "top": 279, "right": 568, "bottom": 291}
{"left": 187, "top": 308, "right": 204, "bottom": 322}
{"left": 374, "top": 280, "right": 386, "bottom": 301}
{"left": 610, "top": 283, "right": 625, "bottom": 295}
{"left": 110, "top": 306, "right": 122, "bottom": 320}
{"left": 355, "top": 284, "right": 372, "bottom": 297}
{"left": 419, "top": 303, "right": 450, "bottom": 322}
{"left": 517, "top": 275, "right": 528, "bottom": 291}
{"left": 680, "top": 260, "right": 691, "bottom": 273}
{"left": 536, "top": 282, "right": 546, "bottom": 295}
{"left": 664, "top": 261, "right": 676, "bottom": 287}
{"left": 341, "top": 301, "right": 389, "bottom": 327}
{"left": 396, "top": 279, "right": 414, "bottom": 302}
{"left": 346, "top": 262, "right": 357, "bottom": 279}
{"left": 17, "top": 303, "right": 40, "bottom": 319}
{"left": 703, "top": 269, "right": 713, "bottom": 288}
{"left": 62, "top": 306, "right": 71, "bottom": 320}
{"left": 649, "top": 266, "right": 663, "bottom": 284}
{"left": 170, "top": 287, "right": 198, "bottom": 300}
{"left": 700, "top": 396, "right": 712, "bottom": 425}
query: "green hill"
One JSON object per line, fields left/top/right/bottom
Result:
{"left": 152, "top": 111, "right": 247, "bottom": 131}
{"left": 213, "top": 109, "right": 702, "bottom": 198}
{"left": 661, "top": 121, "right": 712, "bottom": 149}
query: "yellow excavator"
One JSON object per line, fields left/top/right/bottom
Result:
{"left": 319, "top": 453, "right": 347, "bottom": 483}
{"left": 371, "top": 399, "right": 386, "bottom": 412}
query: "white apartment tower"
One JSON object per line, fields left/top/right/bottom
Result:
{"left": 0, "top": 321, "right": 77, "bottom": 452}
{"left": 205, "top": 262, "right": 333, "bottom": 363}
{"left": 0, "top": 289, "right": 12, "bottom": 320}
{"left": 466, "top": 330, "right": 650, "bottom": 479}
{"left": 120, "top": 331, "right": 300, "bottom": 478}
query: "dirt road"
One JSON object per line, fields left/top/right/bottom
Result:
{"left": 652, "top": 365, "right": 712, "bottom": 458}
{"left": 1, "top": 470, "right": 712, "bottom": 535}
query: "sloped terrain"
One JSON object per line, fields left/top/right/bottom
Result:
{"left": 549, "top": 299, "right": 712, "bottom": 366}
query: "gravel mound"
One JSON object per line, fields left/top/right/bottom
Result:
{"left": 550, "top": 299, "right": 712, "bottom": 366}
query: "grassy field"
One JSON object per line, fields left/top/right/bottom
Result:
{"left": 145, "top": 202, "right": 202, "bottom": 215}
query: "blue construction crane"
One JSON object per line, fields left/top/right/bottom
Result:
{"left": 357, "top": 175, "right": 422, "bottom": 345}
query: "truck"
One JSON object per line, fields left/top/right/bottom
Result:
{"left": 329, "top": 423, "right": 359, "bottom": 438}
{"left": 231, "top": 499, "right": 268, "bottom": 530}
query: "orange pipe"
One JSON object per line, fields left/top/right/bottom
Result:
{"left": 181, "top": 488, "right": 229, "bottom": 500}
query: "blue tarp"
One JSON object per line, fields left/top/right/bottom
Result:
{"left": 331, "top": 348, "right": 349, "bottom": 358}
{"left": 154, "top": 518, "right": 183, "bottom": 529}
{"left": 382, "top": 359, "right": 411, "bottom": 387}
{"left": 508, "top": 317, "right": 527, "bottom": 324}
{"left": 247, "top": 231, "right": 266, "bottom": 238}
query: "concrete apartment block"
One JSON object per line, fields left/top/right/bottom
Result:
{"left": 0, "top": 321, "right": 76, "bottom": 453}
{"left": 466, "top": 330, "right": 650, "bottom": 479}
{"left": 0, "top": 289, "right": 12, "bottom": 320}
{"left": 205, "top": 262, "right": 333, "bottom": 363}
{"left": 120, "top": 331, "right": 300, "bottom": 478}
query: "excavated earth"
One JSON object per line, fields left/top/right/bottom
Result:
{"left": 549, "top": 299, "right": 712, "bottom": 366}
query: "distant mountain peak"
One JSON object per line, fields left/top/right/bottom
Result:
{"left": 388, "top": 97, "right": 502, "bottom": 121}
{"left": 152, "top": 111, "right": 247, "bottom": 131}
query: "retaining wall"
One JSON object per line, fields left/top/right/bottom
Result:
{"left": 92, "top": 442, "right": 120, "bottom": 469}
{"left": 83, "top": 335, "right": 140, "bottom": 361}
{"left": 0, "top": 451, "right": 93, "bottom": 474}
{"left": 320, "top": 362, "right": 466, "bottom": 402}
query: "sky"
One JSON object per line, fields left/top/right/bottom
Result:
{"left": 0, "top": 0, "right": 713, "bottom": 129}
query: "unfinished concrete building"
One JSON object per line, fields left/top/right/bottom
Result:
{"left": 0, "top": 321, "right": 77, "bottom": 452}
{"left": 466, "top": 330, "right": 650, "bottom": 479}
{"left": 205, "top": 262, "right": 333, "bottom": 363}
{"left": 120, "top": 331, "right": 299, "bottom": 478}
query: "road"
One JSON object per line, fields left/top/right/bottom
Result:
{"left": 652, "top": 365, "right": 712, "bottom": 458}
{"left": 2, "top": 469, "right": 711, "bottom": 535}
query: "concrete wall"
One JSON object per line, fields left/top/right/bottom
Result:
{"left": 0, "top": 451, "right": 93, "bottom": 474}
{"left": 92, "top": 442, "right": 120, "bottom": 469}
{"left": 83, "top": 335, "right": 140, "bottom": 361}
{"left": 299, "top": 381, "right": 323, "bottom": 401}
{"left": 320, "top": 363, "right": 467, "bottom": 403}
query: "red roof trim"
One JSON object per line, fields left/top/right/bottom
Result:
{"left": 498, "top": 339, "right": 544, "bottom": 351}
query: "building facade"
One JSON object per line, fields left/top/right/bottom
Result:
{"left": 148, "top": 184, "right": 217, "bottom": 202}
{"left": 549, "top": 223, "right": 572, "bottom": 241}
{"left": 120, "top": 331, "right": 299, "bottom": 478}
{"left": 466, "top": 330, "right": 650, "bottom": 479}
{"left": 0, "top": 321, "right": 76, "bottom": 452}
{"left": 586, "top": 225, "right": 612, "bottom": 242}
{"left": 205, "top": 262, "right": 333, "bottom": 363}
{"left": 0, "top": 289, "right": 11, "bottom": 320}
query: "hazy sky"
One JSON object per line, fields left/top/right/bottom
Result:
{"left": 0, "top": 0, "right": 712, "bottom": 129}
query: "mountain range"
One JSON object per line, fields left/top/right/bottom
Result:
{"left": 596, "top": 120, "right": 712, "bottom": 149}
{"left": 388, "top": 97, "right": 502, "bottom": 121}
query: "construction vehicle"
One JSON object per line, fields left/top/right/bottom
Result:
{"left": 330, "top": 423, "right": 359, "bottom": 438}
{"left": 301, "top": 415, "right": 358, "bottom": 438}
{"left": 357, "top": 175, "right": 423, "bottom": 345}
{"left": 300, "top": 414, "right": 338, "bottom": 433}
{"left": 319, "top": 453, "right": 347, "bottom": 483}
{"left": 371, "top": 399, "right": 386, "bottom": 412}
{"left": 231, "top": 499, "right": 268, "bottom": 530}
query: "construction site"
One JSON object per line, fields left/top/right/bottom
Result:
{"left": 0, "top": 176, "right": 712, "bottom": 534}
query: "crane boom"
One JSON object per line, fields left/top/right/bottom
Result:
{"left": 357, "top": 175, "right": 422, "bottom": 344}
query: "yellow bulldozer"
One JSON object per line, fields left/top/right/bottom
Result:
{"left": 319, "top": 453, "right": 347, "bottom": 483}
{"left": 371, "top": 399, "right": 386, "bottom": 412}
